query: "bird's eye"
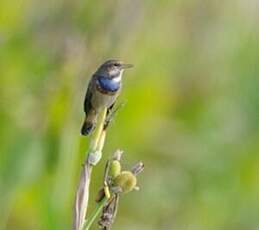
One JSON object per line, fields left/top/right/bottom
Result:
{"left": 114, "top": 63, "right": 120, "bottom": 67}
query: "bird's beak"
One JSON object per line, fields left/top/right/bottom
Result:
{"left": 121, "top": 63, "right": 134, "bottom": 69}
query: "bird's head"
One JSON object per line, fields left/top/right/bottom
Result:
{"left": 97, "top": 60, "right": 133, "bottom": 79}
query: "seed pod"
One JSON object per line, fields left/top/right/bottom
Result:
{"left": 108, "top": 160, "right": 121, "bottom": 179}
{"left": 114, "top": 171, "right": 137, "bottom": 193}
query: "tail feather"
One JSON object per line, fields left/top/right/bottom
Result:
{"left": 81, "top": 121, "right": 95, "bottom": 136}
{"left": 81, "top": 110, "right": 97, "bottom": 136}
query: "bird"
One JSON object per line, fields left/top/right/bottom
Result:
{"left": 81, "top": 59, "right": 133, "bottom": 136}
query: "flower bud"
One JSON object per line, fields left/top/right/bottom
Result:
{"left": 108, "top": 160, "right": 121, "bottom": 179}
{"left": 114, "top": 171, "right": 137, "bottom": 193}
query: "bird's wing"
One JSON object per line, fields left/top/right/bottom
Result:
{"left": 83, "top": 78, "right": 94, "bottom": 114}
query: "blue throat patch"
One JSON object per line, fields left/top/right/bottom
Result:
{"left": 97, "top": 76, "right": 120, "bottom": 92}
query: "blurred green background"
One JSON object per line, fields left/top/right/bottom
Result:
{"left": 1, "top": 0, "right": 259, "bottom": 229}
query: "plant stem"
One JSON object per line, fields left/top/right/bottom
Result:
{"left": 84, "top": 197, "right": 108, "bottom": 230}
{"left": 90, "top": 108, "right": 107, "bottom": 151}
{"left": 74, "top": 108, "right": 107, "bottom": 230}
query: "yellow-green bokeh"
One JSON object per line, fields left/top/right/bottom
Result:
{"left": 1, "top": 0, "right": 259, "bottom": 229}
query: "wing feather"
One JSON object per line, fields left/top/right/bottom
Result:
{"left": 83, "top": 78, "right": 94, "bottom": 114}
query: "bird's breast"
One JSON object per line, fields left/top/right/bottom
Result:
{"left": 92, "top": 85, "right": 119, "bottom": 111}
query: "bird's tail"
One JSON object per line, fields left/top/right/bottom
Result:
{"left": 81, "top": 121, "right": 94, "bottom": 136}
{"left": 81, "top": 110, "right": 97, "bottom": 136}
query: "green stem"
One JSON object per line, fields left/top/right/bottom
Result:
{"left": 90, "top": 108, "right": 107, "bottom": 152}
{"left": 84, "top": 197, "right": 108, "bottom": 230}
{"left": 74, "top": 108, "right": 108, "bottom": 230}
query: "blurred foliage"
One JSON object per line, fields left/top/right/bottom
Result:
{"left": 1, "top": 0, "right": 259, "bottom": 229}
